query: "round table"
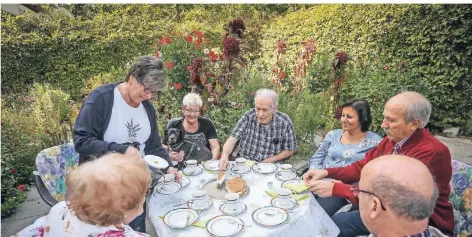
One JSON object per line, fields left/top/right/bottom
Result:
{"left": 149, "top": 162, "right": 340, "bottom": 237}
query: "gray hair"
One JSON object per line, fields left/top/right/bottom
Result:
{"left": 372, "top": 175, "right": 439, "bottom": 220}
{"left": 254, "top": 89, "right": 278, "bottom": 108}
{"left": 401, "top": 91, "right": 432, "bottom": 128}
{"left": 125, "top": 56, "right": 166, "bottom": 91}
{"left": 182, "top": 93, "right": 203, "bottom": 107}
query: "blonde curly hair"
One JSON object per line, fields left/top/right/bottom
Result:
{"left": 66, "top": 152, "right": 151, "bottom": 226}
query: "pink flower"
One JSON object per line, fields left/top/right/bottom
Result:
{"left": 166, "top": 62, "right": 174, "bottom": 69}
{"left": 10, "top": 168, "right": 16, "bottom": 173}
{"left": 186, "top": 66, "right": 192, "bottom": 71}
{"left": 159, "top": 38, "right": 165, "bottom": 45}
{"left": 276, "top": 40, "right": 287, "bottom": 54}
{"left": 383, "top": 65, "right": 390, "bottom": 70}
{"left": 18, "top": 184, "right": 27, "bottom": 192}
{"left": 165, "top": 36, "right": 172, "bottom": 44}
{"left": 185, "top": 34, "right": 193, "bottom": 43}
{"left": 175, "top": 83, "right": 183, "bottom": 91}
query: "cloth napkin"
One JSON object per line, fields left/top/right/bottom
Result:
{"left": 282, "top": 183, "right": 309, "bottom": 193}
{"left": 265, "top": 190, "right": 310, "bottom": 201}
{"left": 245, "top": 160, "right": 256, "bottom": 167}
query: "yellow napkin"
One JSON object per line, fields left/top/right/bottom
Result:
{"left": 265, "top": 190, "right": 310, "bottom": 202}
{"left": 283, "top": 183, "right": 309, "bottom": 193}
{"left": 292, "top": 194, "right": 310, "bottom": 202}
{"left": 265, "top": 190, "right": 278, "bottom": 198}
{"left": 191, "top": 220, "right": 208, "bottom": 229}
{"left": 245, "top": 160, "right": 256, "bottom": 167}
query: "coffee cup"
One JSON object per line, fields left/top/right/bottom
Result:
{"left": 225, "top": 192, "right": 240, "bottom": 211}
{"left": 191, "top": 190, "right": 209, "bottom": 208}
{"left": 277, "top": 188, "right": 293, "bottom": 207}
{"left": 280, "top": 164, "right": 293, "bottom": 179}
{"left": 235, "top": 158, "right": 247, "bottom": 166}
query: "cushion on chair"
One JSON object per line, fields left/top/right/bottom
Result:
{"left": 449, "top": 160, "right": 472, "bottom": 236}
{"left": 35, "top": 143, "right": 79, "bottom": 201}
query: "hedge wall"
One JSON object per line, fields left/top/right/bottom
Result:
{"left": 259, "top": 4, "right": 472, "bottom": 128}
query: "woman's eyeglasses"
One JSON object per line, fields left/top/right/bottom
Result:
{"left": 183, "top": 108, "right": 200, "bottom": 114}
{"left": 351, "top": 185, "right": 387, "bottom": 211}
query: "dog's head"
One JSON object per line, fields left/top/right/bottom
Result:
{"left": 165, "top": 128, "right": 184, "bottom": 146}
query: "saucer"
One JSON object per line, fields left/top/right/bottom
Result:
{"left": 183, "top": 166, "right": 203, "bottom": 176}
{"left": 275, "top": 170, "right": 297, "bottom": 181}
{"left": 163, "top": 208, "right": 199, "bottom": 229}
{"left": 144, "top": 155, "right": 169, "bottom": 169}
{"left": 253, "top": 163, "right": 278, "bottom": 174}
{"left": 188, "top": 199, "right": 213, "bottom": 210}
{"left": 206, "top": 215, "right": 244, "bottom": 237}
{"left": 159, "top": 176, "right": 190, "bottom": 189}
{"left": 155, "top": 182, "right": 181, "bottom": 195}
{"left": 231, "top": 165, "right": 251, "bottom": 174}
{"left": 271, "top": 197, "right": 298, "bottom": 210}
{"left": 252, "top": 206, "right": 288, "bottom": 227}
{"left": 203, "top": 160, "right": 220, "bottom": 172}
{"left": 219, "top": 202, "right": 247, "bottom": 216}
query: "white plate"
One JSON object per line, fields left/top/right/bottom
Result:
{"left": 163, "top": 208, "right": 199, "bottom": 229}
{"left": 231, "top": 165, "right": 251, "bottom": 174}
{"left": 206, "top": 215, "right": 244, "bottom": 237}
{"left": 275, "top": 170, "right": 297, "bottom": 181}
{"left": 188, "top": 199, "right": 213, "bottom": 210}
{"left": 252, "top": 206, "right": 288, "bottom": 227}
{"left": 183, "top": 166, "right": 203, "bottom": 176}
{"left": 144, "top": 155, "right": 169, "bottom": 169}
{"left": 271, "top": 197, "right": 298, "bottom": 210}
{"left": 158, "top": 176, "right": 191, "bottom": 189}
{"left": 253, "top": 163, "right": 278, "bottom": 174}
{"left": 203, "top": 160, "right": 220, "bottom": 172}
{"left": 219, "top": 202, "right": 247, "bottom": 216}
{"left": 155, "top": 182, "right": 181, "bottom": 195}
{"left": 281, "top": 179, "right": 308, "bottom": 194}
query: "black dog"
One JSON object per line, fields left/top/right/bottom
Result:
{"left": 164, "top": 128, "right": 213, "bottom": 170}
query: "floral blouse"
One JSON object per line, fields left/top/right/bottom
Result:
{"left": 15, "top": 201, "right": 148, "bottom": 237}
{"left": 308, "top": 129, "right": 382, "bottom": 170}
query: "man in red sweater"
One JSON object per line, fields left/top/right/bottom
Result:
{"left": 303, "top": 91, "right": 454, "bottom": 236}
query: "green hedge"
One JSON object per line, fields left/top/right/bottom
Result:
{"left": 259, "top": 4, "right": 472, "bottom": 129}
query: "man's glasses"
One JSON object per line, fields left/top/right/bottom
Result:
{"left": 351, "top": 185, "right": 387, "bottom": 211}
{"left": 183, "top": 108, "right": 200, "bottom": 114}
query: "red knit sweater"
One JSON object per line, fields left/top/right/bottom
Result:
{"left": 326, "top": 128, "right": 454, "bottom": 236}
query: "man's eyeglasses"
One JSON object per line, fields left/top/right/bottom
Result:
{"left": 183, "top": 108, "right": 200, "bottom": 114}
{"left": 351, "top": 185, "right": 387, "bottom": 211}
{"left": 146, "top": 185, "right": 151, "bottom": 195}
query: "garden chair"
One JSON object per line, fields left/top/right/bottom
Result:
{"left": 449, "top": 159, "right": 472, "bottom": 236}
{"left": 34, "top": 143, "right": 79, "bottom": 206}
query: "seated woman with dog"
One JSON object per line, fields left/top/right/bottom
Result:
{"left": 307, "top": 98, "right": 381, "bottom": 170}
{"left": 16, "top": 152, "right": 151, "bottom": 236}
{"left": 163, "top": 93, "right": 220, "bottom": 165}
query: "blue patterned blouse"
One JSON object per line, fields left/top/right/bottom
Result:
{"left": 308, "top": 129, "right": 382, "bottom": 170}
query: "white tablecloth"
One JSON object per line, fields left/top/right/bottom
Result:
{"left": 149, "top": 163, "right": 340, "bottom": 237}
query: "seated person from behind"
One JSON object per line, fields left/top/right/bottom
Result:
{"left": 219, "top": 88, "right": 297, "bottom": 170}
{"left": 17, "top": 152, "right": 151, "bottom": 237}
{"left": 162, "top": 92, "right": 220, "bottom": 166}
{"left": 358, "top": 154, "right": 447, "bottom": 237}
{"left": 308, "top": 98, "right": 381, "bottom": 170}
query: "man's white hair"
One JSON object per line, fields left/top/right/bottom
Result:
{"left": 255, "top": 88, "right": 278, "bottom": 108}
{"left": 182, "top": 93, "right": 203, "bottom": 107}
